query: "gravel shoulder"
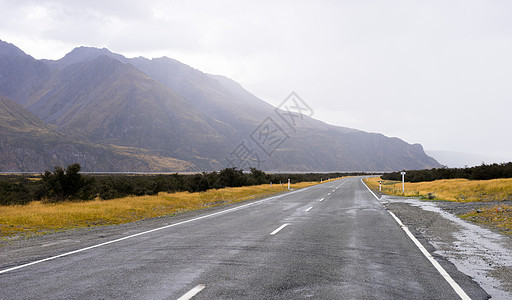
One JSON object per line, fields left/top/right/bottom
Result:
{"left": 379, "top": 193, "right": 512, "bottom": 299}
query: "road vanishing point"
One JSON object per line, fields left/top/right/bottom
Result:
{"left": 0, "top": 177, "right": 484, "bottom": 299}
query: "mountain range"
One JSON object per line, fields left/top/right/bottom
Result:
{"left": 0, "top": 39, "right": 440, "bottom": 172}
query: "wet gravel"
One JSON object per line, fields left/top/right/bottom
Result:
{"left": 380, "top": 194, "right": 512, "bottom": 299}
{"left": 435, "top": 199, "right": 512, "bottom": 216}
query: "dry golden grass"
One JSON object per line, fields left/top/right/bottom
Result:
{"left": 365, "top": 176, "right": 512, "bottom": 202}
{"left": 0, "top": 180, "right": 331, "bottom": 238}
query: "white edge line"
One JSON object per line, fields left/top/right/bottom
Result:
{"left": 360, "top": 178, "right": 471, "bottom": 300}
{"left": 177, "top": 284, "right": 206, "bottom": 300}
{"left": 0, "top": 186, "right": 315, "bottom": 275}
{"left": 361, "top": 178, "right": 379, "bottom": 200}
{"left": 305, "top": 207, "right": 313, "bottom": 212}
{"left": 270, "top": 223, "right": 290, "bottom": 235}
{"left": 387, "top": 211, "right": 471, "bottom": 300}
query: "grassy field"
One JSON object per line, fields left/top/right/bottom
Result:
{"left": 365, "top": 176, "right": 512, "bottom": 233}
{"left": 0, "top": 180, "right": 329, "bottom": 238}
{"left": 364, "top": 176, "right": 512, "bottom": 202}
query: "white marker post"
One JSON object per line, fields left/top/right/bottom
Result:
{"left": 401, "top": 171, "right": 406, "bottom": 193}
{"left": 379, "top": 181, "right": 382, "bottom": 191}
{"left": 288, "top": 179, "right": 291, "bottom": 190}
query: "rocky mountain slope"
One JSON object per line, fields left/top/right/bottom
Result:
{"left": 0, "top": 39, "right": 440, "bottom": 172}
{"left": 0, "top": 95, "right": 194, "bottom": 172}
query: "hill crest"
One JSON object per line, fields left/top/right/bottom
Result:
{"left": 0, "top": 41, "right": 440, "bottom": 172}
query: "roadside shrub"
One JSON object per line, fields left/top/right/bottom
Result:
{"left": 187, "top": 173, "right": 210, "bottom": 193}
{"left": 382, "top": 162, "right": 512, "bottom": 182}
{"left": 41, "top": 163, "right": 94, "bottom": 202}
{"left": 247, "top": 168, "right": 268, "bottom": 185}
{"left": 0, "top": 177, "right": 33, "bottom": 205}
{"left": 217, "top": 168, "right": 247, "bottom": 187}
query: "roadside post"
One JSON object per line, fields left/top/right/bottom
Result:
{"left": 379, "top": 180, "right": 382, "bottom": 191}
{"left": 288, "top": 179, "right": 291, "bottom": 190}
{"left": 401, "top": 171, "right": 406, "bottom": 193}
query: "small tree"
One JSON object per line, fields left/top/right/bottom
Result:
{"left": 42, "top": 163, "right": 92, "bottom": 202}
{"left": 187, "top": 173, "right": 210, "bottom": 193}
{"left": 248, "top": 168, "right": 267, "bottom": 185}
{"left": 217, "top": 168, "right": 247, "bottom": 187}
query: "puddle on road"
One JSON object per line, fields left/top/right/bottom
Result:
{"left": 382, "top": 195, "right": 512, "bottom": 300}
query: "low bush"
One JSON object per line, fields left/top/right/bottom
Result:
{"left": 0, "top": 164, "right": 370, "bottom": 205}
{"left": 0, "top": 176, "right": 34, "bottom": 205}
{"left": 41, "top": 164, "right": 95, "bottom": 202}
{"left": 382, "top": 162, "right": 512, "bottom": 182}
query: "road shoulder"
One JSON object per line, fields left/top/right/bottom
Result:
{"left": 382, "top": 194, "right": 512, "bottom": 299}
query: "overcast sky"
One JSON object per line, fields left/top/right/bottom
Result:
{"left": 1, "top": 0, "right": 511, "bottom": 164}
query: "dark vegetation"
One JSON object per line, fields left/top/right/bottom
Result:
{"left": 0, "top": 163, "right": 368, "bottom": 205}
{"left": 382, "top": 162, "right": 512, "bottom": 183}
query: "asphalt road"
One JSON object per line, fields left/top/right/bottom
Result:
{"left": 0, "top": 177, "right": 485, "bottom": 299}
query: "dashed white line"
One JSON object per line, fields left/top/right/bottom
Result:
{"left": 361, "top": 178, "right": 471, "bottom": 300}
{"left": 319, "top": 198, "right": 324, "bottom": 202}
{"left": 270, "top": 223, "right": 290, "bottom": 235}
{"left": 177, "top": 284, "right": 206, "bottom": 300}
{"left": 305, "top": 207, "right": 313, "bottom": 212}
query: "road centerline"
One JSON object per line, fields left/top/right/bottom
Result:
{"left": 305, "top": 207, "right": 313, "bottom": 212}
{"left": 270, "top": 223, "right": 290, "bottom": 235}
{"left": 177, "top": 284, "right": 206, "bottom": 300}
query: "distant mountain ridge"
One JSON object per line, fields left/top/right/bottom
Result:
{"left": 0, "top": 39, "right": 440, "bottom": 172}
